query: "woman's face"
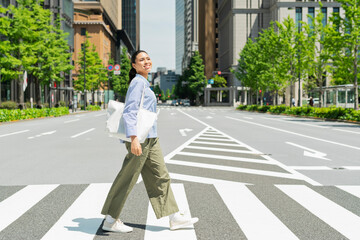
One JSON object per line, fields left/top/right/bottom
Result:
{"left": 132, "top": 52, "right": 152, "bottom": 75}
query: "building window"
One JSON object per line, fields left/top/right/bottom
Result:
{"left": 308, "top": 7, "right": 315, "bottom": 31}
{"left": 296, "top": 7, "right": 302, "bottom": 30}
{"left": 81, "top": 28, "right": 86, "bottom": 36}
{"left": 321, "top": 7, "right": 327, "bottom": 26}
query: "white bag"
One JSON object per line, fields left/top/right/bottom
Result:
{"left": 106, "top": 86, "right": 157, "bottom": 143}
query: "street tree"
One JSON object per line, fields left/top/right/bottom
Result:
{"left": 213, "top": 74, "right": 227, "bottom": 88}
{"left": 112, "top": 47, "right": 131, "bottom": 98}
{"left": 184, "top": 51, "right": 206, "bottom": 105}
{"left": 325, "top": 0, "right": 360, "bottom": 110}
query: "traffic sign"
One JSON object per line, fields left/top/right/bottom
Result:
{"left": 107, "top": 65, "right": 114, "bottom": 71}
{"left": 114, "top": 64, "right": 121, "bottom": 71}
{"left": 114, "top": 71, "right": 121, "bottom": 75}
{"left": 208, "top": 79, "right": 214, "bottom": 84}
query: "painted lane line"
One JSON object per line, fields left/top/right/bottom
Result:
{"left": 192, "top": 141, "right": 244, "bottom": 147}
{"left": 333, "top": 128, "right": 360, "bottom": 135}
{"left": 196, "top": 137, "right": 235, "bottom": 142}
{"left": 179, "top": 128, "right": 193, "bottom": 137}
{"left": 0, "top": 184, "right": 59, "bottom": 232}
{"left": 0, "top": 130, "right": 29, "bottom": 138}
{"left": 28, "top": 130, "right": 57, "bottom": 140}
{"left": 286, "top": 142, "right": 330, "bottom": 161}
{"left": 244, "top": 117, "right": 253, "bottom": 120}
{"left": 215, "top": 183, "right": 298, "bottom": 240}
{"left": 167, "top": 159, "right": 302, "bottom": 180}
{"left": 289, "top": 166, "right": 333, "bottom": 170}
{"left": 277, "top": 185, "right": 360, "bottom": 240}
{"left": 263, "top": 117, "right": 329, "bottom": 129}
{"left": 226, "top": 116, "right": 360, "bottom": 151}
{"left": 200, "top": 132, "right": 224, "bottom": 136}
{"left": 337, "top": 186, "right": 360, "bottom": 199}
{"left": 178, "top": 110, "right": 321, "bottom": 186}
{"left": 184, "top": 145, "right": 258, "bottom": 154}
{"left": 64, "top": 119, "right": 80, "bottom": 124}
{"left": 41, "top": 183, "right": 111, "bottom": 240}
{"left": 70, "top": 128, "right": 95, "bottom": 138}
{"left": 343, "top": 166, "right": 360, "bottom": 170}
{"left": 144, "top": 184, "right": 197, "bottom": 240}
{"left": 175, "top": 151, "right": 275, "bottom": 165}
{"left": 95, "top": 113, "right": 106, "bottom": 117}
{"left": 170, "top": 172, "right": 251, "bottom": 185}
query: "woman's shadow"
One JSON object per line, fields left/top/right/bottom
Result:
{"left": 65, "top": 218, "right": 169, "bottom": 236}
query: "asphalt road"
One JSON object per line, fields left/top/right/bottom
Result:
{"left": 0, "top": 106, "right": 359, "bottom": 240}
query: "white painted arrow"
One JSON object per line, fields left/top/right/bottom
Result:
{"left": 179, "top": 128, "right": 193, "bottom": 137}
{"left": 286, "top": 142, "right": 330, "bottom": 160}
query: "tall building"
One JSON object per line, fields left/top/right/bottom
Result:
{"left": 175, "top": 0, "right": 185, "bottom": 75}
{"left": 182, "top": 0, "right": 199, "bottom": 70}
{"left": 122, "top": 0, "right": 140, "bottom": 50}
{"left": 218, "top": 0, "right": 342, "bottom": 88}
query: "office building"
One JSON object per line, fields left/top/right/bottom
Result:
{"left": 182, "top": 0, "right": 199, "bottom": 70}
{"left": 176, "top": 0, "right": 185, "bottom": 74}
{"left": 122, "top": 0, "right": 140, "bottom": 50}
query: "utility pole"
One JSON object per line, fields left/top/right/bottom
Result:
{"left": 83, "top": 43, "right": 87, "bottom": 110}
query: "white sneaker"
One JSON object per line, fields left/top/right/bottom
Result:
{"left": 169, "top": 212, "right": 199, "bottom": 230}
{"left": 102, "top": 219, "right": 133, "bottom": 233}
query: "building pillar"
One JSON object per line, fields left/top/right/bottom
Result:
{"left": 345, "top": 89, "right": 348, "bottom": 108}
{"left": 336, "top": 90, "right": 339, "bottom": 107}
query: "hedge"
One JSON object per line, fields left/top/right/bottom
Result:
{"left": 86, "top": 105, "right": 101, "bottom": 111}
{"left": 237, "top": 105, "right": 360, "bottom": 122}
{"left": 0, "top": 107, "right": 69, "bottom": 122}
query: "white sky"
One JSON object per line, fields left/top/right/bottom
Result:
{"left": 140, "top": 0, "right": 175, "bottom": 72}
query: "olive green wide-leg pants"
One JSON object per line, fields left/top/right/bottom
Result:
{"left": 101, "top": 138, "right": 179, "bottom": 219}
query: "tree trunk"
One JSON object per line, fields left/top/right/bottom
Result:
{"left": 17, "top": 76, "right": 24, "bottom": 109}
{"left": 34, "top": 77, "right": 41, "bottom": 107}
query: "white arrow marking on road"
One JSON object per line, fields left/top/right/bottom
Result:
{"left": 286, "top": 142, "right": 330, "bottom": 161}
{"left": 179, "top": 128, "right": 193, "bottom": 137}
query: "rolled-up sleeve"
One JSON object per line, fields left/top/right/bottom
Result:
{"left": 122, "top": 79, "right": 145, "bottom": 138}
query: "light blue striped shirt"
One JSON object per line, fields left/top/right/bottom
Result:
{"left": 122, "top": 74, "right": 157, "bottom": 139}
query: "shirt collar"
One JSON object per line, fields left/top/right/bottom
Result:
{"left": 136, "top": 74, "right": 150, "bottom": 87}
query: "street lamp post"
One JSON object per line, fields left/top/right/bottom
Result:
{"left": 298, "top": 27, "right": 301, "bottom": 107}
{"left": 83, "top": 43, "right": 86, "bottom": 110}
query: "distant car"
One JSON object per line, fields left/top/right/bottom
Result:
{"left": 183, "top": 99, "right": 190, "bottom": 106}
{"left": 171, "top": 100, "right": 178, "bottom": 106}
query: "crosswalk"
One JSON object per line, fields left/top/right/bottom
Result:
{"left": 1, "top": 182, "right": 360, "bottom": 239}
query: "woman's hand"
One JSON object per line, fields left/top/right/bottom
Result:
{"left": 130, "top": 136, "right": 142, "bottom": 156}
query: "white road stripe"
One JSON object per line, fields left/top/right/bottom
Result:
{"left": 192, "top": 141, "right": 244, "bottom": 147}
{"left": 277, "top": 185, "right": 360, "bottom": 240}
{"left": 337, "top": 186, "right": 360, "bottom": 199}
{"left": 333, "top": 128, "right": 360, "bottom": 135}
{"left": 215, "top": 183, "right": 298, "bottom": 240}
{"left": 200, "top": 133, "right": 224, "bottom": 137}
{"left": 184, "top": 145, "right": 257, "bottom": 154}
{"left": 226, "top": 116, "right": 360, "bottom": 151}
{"left": 95, "top": 113, "right": 106, "bottom": 117}
{"left": 41, "top": 183, "right": 111, "bottom": 240}
{"left": 343, "top": 166, "right": 360, "bottom": 170}
{"left": 144, "top": 184, "right": 197, "bottom": 240}
{"left": 0, "top": 184, "right": 59, "bottom": 232}
{"left": 244, "top": 117, "right": 253, "bottom": 120}
{"left": 290, "top": 166, "right": 333, "bottom": 170}
{"left": 175, "top": 151, "right": 274, "bottom": 165}
{"left": 64, "top": 119, "right": 80, "bottom": 124}
{"left": 167, "top": 159, "right": 301, "bottom": 180}
{"left": 196, "top": 137, "right": 235, "bottom": 142}
{"left": 70, "top": 128, "right": 95, "bottom": 138}
{"left": 263, "top": 117, "right": 329, "bottom": 129}
{"left": 0, "top": 130, "right": 29, "bottom": 138}
{"left": 170, "top": 173, "right": 251, "bottom": 185}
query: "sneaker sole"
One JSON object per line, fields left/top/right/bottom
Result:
{"left": 102, "top": 226, "right": 133, "bottom": 233}
{"left": 170, "top": 218, "right": 199, "bottom": 231}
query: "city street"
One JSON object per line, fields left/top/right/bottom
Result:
{"left": 1, "top": 106, "right": 360, "bottom": 240}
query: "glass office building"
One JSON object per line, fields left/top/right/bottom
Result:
{"left": 122, "top": 0, "right": 140, "bottom": 50}
{"left": 176, "top": 0, "right": 185, "bottom": 74}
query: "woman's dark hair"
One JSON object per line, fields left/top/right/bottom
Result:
{"left": 129, "top": 50, "right": 148, "bottom": 84}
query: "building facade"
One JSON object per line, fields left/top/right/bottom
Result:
{"left": 176, "top": 0, "right": 185, "bottom": 75}
{"left": 218, "top": 0, "right": 342, "bottom": 105}
{"left": 182, "top": 0, "right": 199, "bottom": 70}
{"left": 153, "top": 68, "right": 179, "bottom": 94}
{"left": 122, "top": 0, "right": 140, "bottom": 50}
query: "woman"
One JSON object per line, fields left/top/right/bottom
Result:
{"left": 101, "top": 50, "right": 198, "bottom": 233}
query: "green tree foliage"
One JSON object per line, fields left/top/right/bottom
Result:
{"left": 182, "top": 51, "right": 206, "bottom": 104}
{"left": 325, "top": 0, "right": 360, "bottom": 110}
{"left": 112, "top": 47, "right": 131, "bottom": 97}
{"left": 75, "top": 34, "right": 107, "bottom": 100}
{"left": 0, "top": 0, "right": 73, "bottom": 106}
{"left": 213, "top": 75, "right": 227, "bottom": 88}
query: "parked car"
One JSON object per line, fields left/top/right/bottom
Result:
{"left": 183, "top": 99, "right": 190, "bottom": 106}
{"left": 171, "top": 100, "right": 178, "bottom": 106}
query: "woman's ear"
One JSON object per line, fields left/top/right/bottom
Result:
{"left": 132, "top": 63, "right": 136, "bottom": 69}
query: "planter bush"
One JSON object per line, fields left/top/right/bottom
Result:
{"left": 86, "top": 105, "right": 101, "bottom": 111}
{"left": 0, "top": 107, "right": 69, "bottom": 122}
{"left": 0, "top": 101, "right": 18, "bottom": 110}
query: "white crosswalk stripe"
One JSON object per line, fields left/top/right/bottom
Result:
{"left": 0, "top": 183, "right": 360, "bottom": 239}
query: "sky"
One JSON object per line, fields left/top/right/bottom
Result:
{"left": 140, "top": 0, "right": 175, "bottom": 72}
